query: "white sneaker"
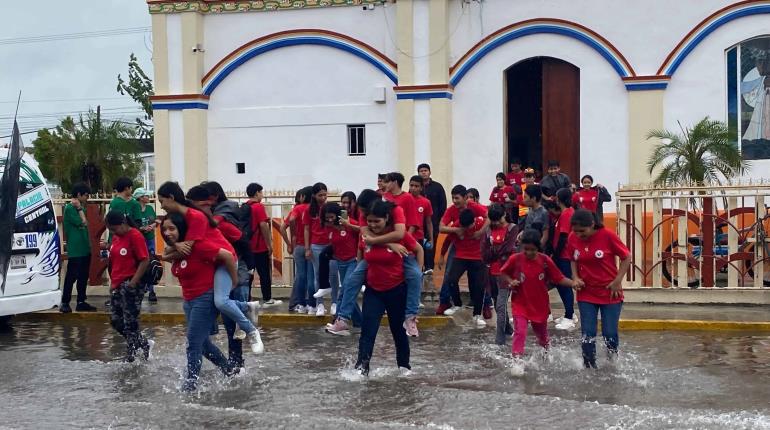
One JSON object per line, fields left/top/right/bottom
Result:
{"left": 555, "top": 318, "right": 576, "bottom": 331}
{"left": 233, "top": 327, "right": 246, "bottom": 340}
{"left": 263, "top": 299, "right": 283, "bottom": 307}
{"left": 473, "top": 315, "right": 487, "bottom": 328}
{"left": 444, "top": 306, "right": 461, "bottom": 316}
{"left": 553, "top": 316, "right": 565, "bottom": 325}
{"left": 248, "top": 330, "right": 264, "bottom": 354}
{"left": 313, "top": 288, "right": 331, "bottom": 299}
{"left": 330, "top": 303, "right": 337, "bottom": 316}
{"left": 293, "top": 305, "right": 306, "bottom": 314}
{"left": 547, "top": 314, "right": 554, "bottom": 323}
{"left": 315, "top": 303, "right": 326, "bottom": 316}
{"left": 246, "top": 301, "right": 260, "bottom": 325}
{"left": 306, "top": 306, "right": 316, "bottom": 315}
{"left": 418, "top": 302, "right": 425, "bottom": 309}
{"left": 360, "top": 286, "right": 366, "bottom": 293}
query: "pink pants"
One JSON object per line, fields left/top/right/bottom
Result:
{"left": 512, "top": 315, "right": 549, "bottom": 356}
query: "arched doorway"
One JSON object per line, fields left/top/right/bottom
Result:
{"left": 505, "top": 57, "right": 580, "bottom": 180}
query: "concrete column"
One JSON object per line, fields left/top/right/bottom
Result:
{"left": 428, "top": 0, "right": 452, "bottom": 189}
{"left": 179, "top": 12, "right": 207, "bottom": 188}
{"left": 627, "top": 90, "right": 664, "bottom": 184}
{"left": 395, "top": 0, "right": 415, "bottom": 176}
{"left": 150, "top": 14, "right": 170, "bottom": 189}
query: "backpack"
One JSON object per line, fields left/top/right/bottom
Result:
{"left": 141, "top": 255, "right": 163, "bottom": 285}
{"left": 238, "top": 201, "right": 255, "bottom": 242}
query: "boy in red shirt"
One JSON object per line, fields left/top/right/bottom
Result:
{"left": 505, "top": 159, "right": 525, "bottom": 187}
{"left": 246, "top": 183, "right": 280, "bottom": 306}
{"left": 481, "top": 204, "right": 518, "bottom": 345}
{"left": 500, "top": 229, "right": 574, "bottom": 358}
{"left": 408, "top": 175, "right": 434, "bottom": 260}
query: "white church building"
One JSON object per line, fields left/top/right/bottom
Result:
{"left": 146, "top": 0, "right": 770, "bottom": 200}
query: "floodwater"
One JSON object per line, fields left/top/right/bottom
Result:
{"left": 0, "top": 319, "right": 768, "bottom": 429}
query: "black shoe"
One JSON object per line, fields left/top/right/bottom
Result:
{"left": 75, "top": 302, "right": 97, "bottom": 312}
{"left": 59, "top": 303, "right": 72, "bottom": 313}
{"left": 104, "top": 299, "right": 111, "bottom": 307}
{"left": 148, "top": 292, "right": 158, "bottom": 303}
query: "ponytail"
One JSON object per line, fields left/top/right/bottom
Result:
{"left": 157, "top": 181, "right": 218, "bottom": 228}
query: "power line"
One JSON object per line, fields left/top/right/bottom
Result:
{"left": 0, "top": 97, "right": 127, "bottom": 104}
{"left": 0, "top": 27, "right": 151, "bottom": 46}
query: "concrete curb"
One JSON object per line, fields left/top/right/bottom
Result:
{"left": 618, "top": 319, "right": 770, "bottom": 331}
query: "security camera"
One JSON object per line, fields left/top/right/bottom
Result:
{"left": 192, "top": 43, "right": 205, "bottom": 53}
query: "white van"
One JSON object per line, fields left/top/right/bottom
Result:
{"left": 0, "top": 149, "right": 60, "bottom": 323}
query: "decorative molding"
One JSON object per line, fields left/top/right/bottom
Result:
{"left": 658, "top": 0, "right": 770, "bottom": 76}
{"left": 450, "top": 18, "right": 636, "bottom": 87}
{"left": 202, "top": 29, "right": 397, "bottom": 95}
{"left": 151, "top": 94, "right": 210, "bottom": 110}
{"left": 622, "top": 76, "right": 671, "bottom": 91}
{"left": 394, "top": 84, "right": 453, "bottom": 100}
{"left": 147, "top": 0, "right": 386, "bottom": 14}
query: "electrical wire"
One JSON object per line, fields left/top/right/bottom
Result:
{"left": 381, "top": 1, "right": 467, "bottom": 59}
{"left": 0, "top": 27, "right": 151, "bottom": 46}
{"left": 0, "top": 97, "right": 127, "bottom": 104}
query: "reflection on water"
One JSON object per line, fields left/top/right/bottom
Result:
{"left": 0, "top": 321, "right": 768, "bottom": 429}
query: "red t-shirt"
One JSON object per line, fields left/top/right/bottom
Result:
{"left": 441, "top": 201, "right": 488, "bottom": 226}
{"left": 302, "top": 205, "right": 331, "bottom": 246}
{"left": 213, "top": 215, "right": 242, "bottom": 244}
{"left": 172, "top": 239, "right": 220, "bottom": 300}
{"left": 489, "top": 185, "right": 515, "bottom": 204}
{"left": 566, "top": 228, "right": 630, "bottom": 305}
{"left": 500, "top": 252, "right": 564, "bottom": 323}
{"left": 412, "top": 195, "right": 433, "bottom": 242}
{"left": 248, "top": 202, "right": 271, "bottom": 253}
{"left": 506, "top": 171, "right": 524, "bottom": 187}
{"left": 184, "top": 207, "right": 209, "bottom": 242}
{"left": 573, "top": 188, "right": 599, "bottom": 213}
{"left": 453, "top": 216, "right": 485, "bottom": 261}
{"left": 383, "top": 191, "right": 420, "bottom": 230}
{"left": 552, "top": 207, "right": 575, "bottom": 260}
{"left": 363, "top": 233, "right": 418, "bottom": 291}
{"left": 329, "top": 219, "right": 359, "bottom": 261}
{"left": 488, "top": 225, "right": 509, "bottom": 275}
{"left": 109, "top": 228, "right": 149, "bottom": 288}
{"left": 288, "top": 203, "right": 308, "bottom": 247}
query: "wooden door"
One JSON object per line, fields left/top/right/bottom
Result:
{"left": 541, "top": 59, "right": 580, "bottom": 182}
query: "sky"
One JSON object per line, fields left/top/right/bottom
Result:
{"left": 0, "top": 0, "right": 153, "bottom": 145}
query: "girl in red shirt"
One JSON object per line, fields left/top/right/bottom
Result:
{"left": 280, "top": 187, "right": 313, "bottom": 313}
{"left": 304, "top": 182, "right": 336, "bottom": 316}
{"left": 489, "top": 172, "right": 516, "bottom": 220}
{"left": 550, "top": 188, "right": 577, "bottom": 330}
{"left": 105, "top": 210, "right": 151, "bottom": 362}
{"left": 500, "top": 229, "right": 574, "bottom": 357}
{"left": 567, "top": 209, "right": 632, "bottom": 369}
{"left": 161, "top": 213, "right": 241, "bottom": 391}
{"left": 356, "top": 200, "right": 423, "bottom": 376}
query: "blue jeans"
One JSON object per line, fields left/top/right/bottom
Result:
{"left": 553, "top": 258, "right": 575, "bottom": 319}
{"left": 404, "top": 255, "right": 422, "bottom": 318}
{"left": 311, "top": 244, "right": 339, "bottom": 307}
{"left": 439, "top": 246, "right": 461, "bottom": 306}
{"left": 221, "top": 284, "right": 250, "bottom": 369}
{"left": 337, "top": 260, "right": 368, "bottom": 321}
{"left": 183, "top": 290, "right": 232, "bottom": 388}
{"left": 290, "top": 245, "right": 315, "bottom": 308}
{"left": 336, "top": 258, "right": 362, "bottom": 325}
{"left": 213, "top": 265, "right": 255, "bottom": 334}
{"left": 578, "top": 301, "right": 623, "bottom": 368}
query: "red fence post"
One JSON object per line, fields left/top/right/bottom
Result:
{"left": 701, "top": 197, "right": 714, "bottom": 288}
{"left": 87, "top": 203, "right": 108, "bottom": 286}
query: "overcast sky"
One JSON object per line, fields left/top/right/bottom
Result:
{"left": 0, "top": 0, "right": 153, "bottom": 145}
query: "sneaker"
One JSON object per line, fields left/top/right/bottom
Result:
{"left": 330, "top": 303, "right": 337, "bottom": 316}
{"left": 315, "top": 303, "right": 326, "bottom": 316}
{"left": 148, "top": 292, "right": 158, "bottom": 303}
{"left": 142, "top": 339, "right": 155, "bottom": 360}
{"left": 435, "top": 303, "right": 451, "bottom": 315}
{"left": 325, "top": 318, "right": 351, "bottom": 336}
{"left": 262, "top": 299, "right": 283, "bottom": 307}
{"left": 472, "top": 315, "right": 487, "bottom": 328}
{"left": 482, "top": 304, "right": 493, "bottom": 320}
{"left": 75, "top": 302, "right": 97, "bottom": 312}
{"left": 399, "top": 366, "right": 413, "bottom": 377}
{"left": 233, "top": 327, "right": 247, "bottom": 340}
{"left": 248, "top": 330, "right": 265, "bottom": 354}
{"left": 464, "top": 304, "right": 473, "bottom": 309}
{"left": 360, "top": 286, "right": 366, "bottom": 293}
{"left": 306, "top": 306, "right": 316, "bottom": 315}
{"left": 423, "top": 269, "right": 433, "bottom": 276}
{"left": 555, "top": 318, "right": 576, "bottom": 331}
{"left": 553, "top": 316, "right": 565, "bottom": 325}
{"left": 59, "top": 303, "right": 72, "bottom": 313}
{"left": 419, "top": 302, "right": 425, "bottom": 309}
{"left": 293, "top": 305, "right": 306, "bottom": 314}
{"left": 547, "top": 314, "right": 554, "bottom": 323}
{"left": 403, "top": 317, "right": 419, "bottom": 337}
{"left": 246, "top": 301, "right": 260, "bottom": 325}
{"left": 313, "top": 288, "right": 331, "bottom": 299}
{"left": 444, "top": 306, "right": 461, "bottom": 316}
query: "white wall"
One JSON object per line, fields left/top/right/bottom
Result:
{"left": 452, "top": 33, "right": 629, "bottom": 205}
{"left": 207, "top": 44, "right": 396, "bottom": 193}
{"left": 664, "top": 15, "right": 770, "bottom": 178}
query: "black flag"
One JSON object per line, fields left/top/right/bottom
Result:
{"left": 0, "top": 120, "right": 25, "bottom": 294}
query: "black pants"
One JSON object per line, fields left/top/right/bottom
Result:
{"left": 356, "top": 283, "right": 410, "bottom": 374}
{"left": 62, "top": 255, "right": 90, "bottom": 305}
{"left": 252, "top": 251, "right": 272, "bottom": 301}
{"left": 317, "top": 245, "right": 334, "bottom": 291}
{"left": 424, "top": 231, "right": 439, "bottom": 270}
{"left": 446, "top": 258, "right": 486, "bottom": 316}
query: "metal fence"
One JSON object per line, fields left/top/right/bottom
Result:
{"left": 616, "top": 184, "right": 770, "bottom": 289}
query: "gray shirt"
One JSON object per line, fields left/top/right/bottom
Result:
{"left": 523, "top": 206, "right": 549, "bottom": 234}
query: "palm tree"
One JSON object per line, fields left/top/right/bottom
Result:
{"left": 646, "top": 117, "right": 748, "bottom": 187}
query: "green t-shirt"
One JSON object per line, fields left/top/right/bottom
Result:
{"left": 137, "top": 204, "right": 156, "bottom": 240}
{"left": 108, "top": 196, "right": 142, "bottom": 242}
{"left": 63, "top": 203, "right": 90, "bottom": 258}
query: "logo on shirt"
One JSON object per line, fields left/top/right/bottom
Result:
{"left": 519, "top": 273, "right": 526, "bottom": 282}
{"left": 119, "top": 248, "right": 128, "bottom": 256}
{"left": 595, "top": 250, "right": 605, "bottom": 259}
{"left": 418, "top": 206, "right": 424, "bottom": 213}
{"left": 573, "top": 250, "right": 580, "bottom": 260}
{"left": 180, "top": 260, "right": 188, "bottom": 269}
{"left": 538, "top": 273, "right": 545, "bottom": 281}
{"left": 340, "top": 230, "right": 347, "bottom": 237}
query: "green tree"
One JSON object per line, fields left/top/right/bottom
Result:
{"left": 646, "top": 117, "right": 749, "bottom": 187}
{"left": 30, "top": 111, "right": 142, "bottom": 193}
{"left": 117, "top": 53, "right": 154, "bottom": 139}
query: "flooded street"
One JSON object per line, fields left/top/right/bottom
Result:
{"left": 0, "top": 320, "right": 768, "bottom": 429}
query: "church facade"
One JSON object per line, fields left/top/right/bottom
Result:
{"left": 147, "top": 0, "right": 770, "bottom": 200}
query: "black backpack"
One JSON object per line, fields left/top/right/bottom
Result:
{"left": 238, "top": 201, "right": 255, "bottom": 242}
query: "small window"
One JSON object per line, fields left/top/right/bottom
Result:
{"left": 236, "top": 162, "right": 245, "bottom": 174}
{"left": 347, "top": 124, "right": 366, "bottom": 156}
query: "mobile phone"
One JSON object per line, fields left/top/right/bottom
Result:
{"left": 340, "top": 210, "right": 348, "bottom": 220}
